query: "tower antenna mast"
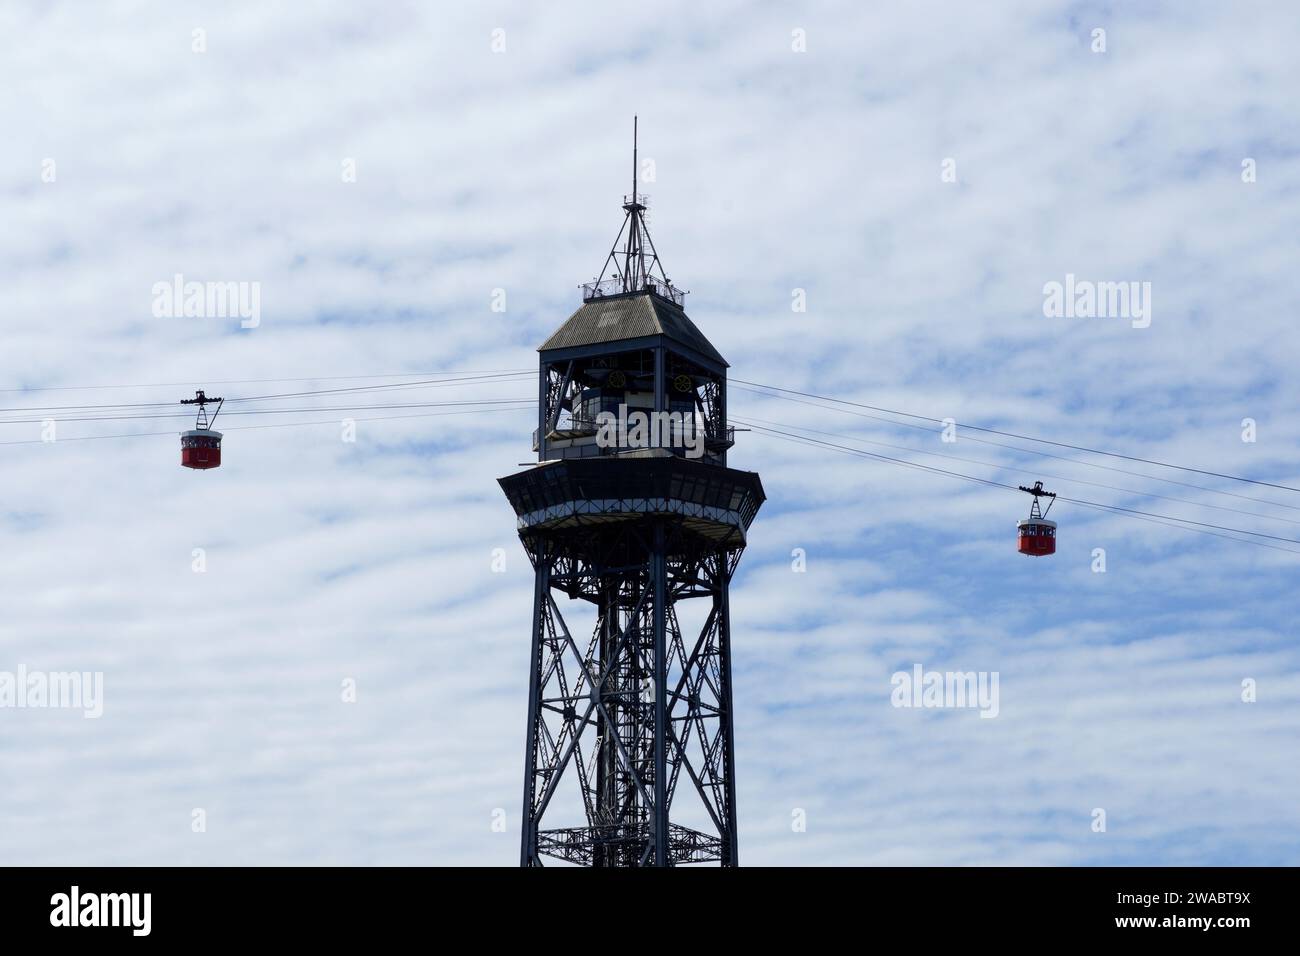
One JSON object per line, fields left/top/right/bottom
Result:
{"left": 584, "top": 117, "right": 685, "bottom": 305}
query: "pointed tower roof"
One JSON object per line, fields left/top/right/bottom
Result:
{"left": 539, "top": 117, "right": 727, "bottom": 370}
{"left": 539, "top": 291, "right": 727, "bottom": 368}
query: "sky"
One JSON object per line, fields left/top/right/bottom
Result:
{"left": 1, "top": 0, "right": 1298, "bottom": 865}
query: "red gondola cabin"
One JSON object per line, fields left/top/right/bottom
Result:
{"left": 181, "top": 429, "right": 222, "bottom": 470}
{"left": 180, "top": 390, "right": 224, "bottom": 470}
{"left": 1016, "top": 517, "right": 1056, "bottom": 556}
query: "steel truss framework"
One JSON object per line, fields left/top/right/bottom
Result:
{"left": 519, "top": 521, "right": 743, "bottom": 866}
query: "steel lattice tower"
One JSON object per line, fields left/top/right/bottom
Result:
{"left": 499, "top": 121, "right": 764, "bottom": 866}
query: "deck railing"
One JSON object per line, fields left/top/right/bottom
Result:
{"left": 581, "top": 276, "right": 686, "bottom": 308}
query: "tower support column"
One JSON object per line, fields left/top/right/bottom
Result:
{"left": 651, "top": 521, "right": 669, "bottom": 865}
{"left": 520, "top": 543, "right": 550, "bottom": 867}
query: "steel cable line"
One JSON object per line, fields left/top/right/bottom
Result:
{"left": 732, "top": 383, "right": 1300, "bottom": 514}
{"left": 742, "top": 418, "right": 1300, "bottom": 555}
{"left": 0, "top": 371, "right": 534, "bottom": 414}
{"left": 1047, "top": 499, "right": 1300, "bottom": 556}
{"left": 735, "top": 419, "right": 1020, "bottom": 490}
{"left": 0, "top": 368, "right": 533, "bottom": 394}
{"left": 15, "top": 366, "right": 1294, "bottom": 500}
{"left": 737, "top": 419, "right": 1300, "bottom": 553}
{"left": 0, "top": 404, "right": 536, "bottom": 446}
{"left": 1051, "top": 495, "right": 1300, "bottom": 547}
{"left": 10, "top": 367, "right": 1293, "bottom": 496}
{"left": 4, "top": 377, "right": 1297, "bottom": 552}
{"left": 733, "top": 379, "right": 1300, "bottom": 494}
{"left": 222, "top": 371, "right": 533, "bottom": 403}
{"left": 0, "top": 398, "right": 534, "bottom": 426}
{"left": 735, "top": 413, "right": 1300, "bottom": 528}
{"left": 8, "top": 363, "right": 1299, "bottom": 536}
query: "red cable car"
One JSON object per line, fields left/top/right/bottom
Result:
{"left": 180, "top": 390, "right": 223, "bottom": 470}
{"left": 1016, "top": 481, "right": 1057, "bottom": 556}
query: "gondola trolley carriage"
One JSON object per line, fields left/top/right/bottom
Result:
{"left": 1016, "top": 481, "right": 1057, "bottom": 556}
{"left": 179, "top": 390, "right": 224, "bottom": 470}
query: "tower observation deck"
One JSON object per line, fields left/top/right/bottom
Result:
{"left": 498, "top": 120, "right": 764, "bottom": 866}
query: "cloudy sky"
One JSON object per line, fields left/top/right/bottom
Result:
{"left": 2, "top": 0, "right": 1298, "bottom": 865}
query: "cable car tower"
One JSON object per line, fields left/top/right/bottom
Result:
{"left": 499, "top": 119, "right": 765, "bottom": 866}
